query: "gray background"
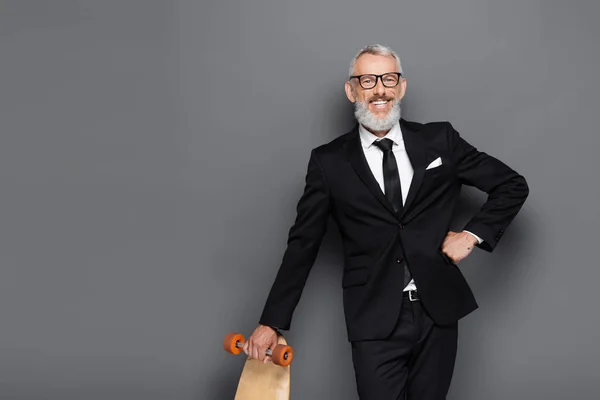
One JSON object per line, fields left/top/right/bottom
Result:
{"left": 1, "top": 1, "right": 598, "bottom": 399}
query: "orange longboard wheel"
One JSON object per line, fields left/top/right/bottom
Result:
{"left": 223, "top": 332, "right": 245, "bottom": 355}
{"left": 271, "top": 344, "right": 294, "bottom": 367}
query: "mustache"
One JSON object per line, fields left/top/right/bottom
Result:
{"left": 367, "top": 96, "right": 395, "bottom": 102}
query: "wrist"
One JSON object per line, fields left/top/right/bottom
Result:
{"left": 462, "top": 231, "right": 479, "bottom": 246}
{"left": 263, "top": 324, "right": 281, "bottom": 335}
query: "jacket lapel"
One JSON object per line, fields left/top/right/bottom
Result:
{"left": 345, "top": 124, "right": 398, "bottom": 218}
{"left": 399, "top": 119, "right": 427, "bottom": 219}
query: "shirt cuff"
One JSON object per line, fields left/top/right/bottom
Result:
{"left": 463, "top": 230, "right": 483, "bottom": 244}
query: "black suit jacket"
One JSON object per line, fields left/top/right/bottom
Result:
{"left": 259, "top": 119, "right": 529, "bottom": 342}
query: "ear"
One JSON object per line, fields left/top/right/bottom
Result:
{"left": 345, "top": 81, "right": 356, "bottom": 103}
{"left": 397, "top": 78, "right": 407, "bottom": 101}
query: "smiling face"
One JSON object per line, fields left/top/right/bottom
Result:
{"left": 345, "top": 53, "right": 407, "bottom": 134}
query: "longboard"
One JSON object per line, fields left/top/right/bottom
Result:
{"left": 223, "top": 332, "right": 293, "bottom": 400}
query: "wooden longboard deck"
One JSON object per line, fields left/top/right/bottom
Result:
{"left": 234, "top": 335, "right": 290, "bottom": 400}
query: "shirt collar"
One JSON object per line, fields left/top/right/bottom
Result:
{"left": 358, "top": 121, "right": 403, "bottom": 149}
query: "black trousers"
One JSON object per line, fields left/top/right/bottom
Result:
{"left": 350, "top": 295, "right": 458, "bottom": 400}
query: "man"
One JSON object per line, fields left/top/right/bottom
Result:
{"left": 243, "top": 44, "right": 529, "bottom": 399}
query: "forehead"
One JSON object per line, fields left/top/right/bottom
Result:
{"left": 353, "top": 53, "right": 398, "bottom": 75}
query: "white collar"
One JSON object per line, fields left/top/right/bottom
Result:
{"left": 358, "top": 121, "right": 403, "bottom": 149}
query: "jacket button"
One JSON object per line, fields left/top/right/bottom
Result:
{"left": 399, "top": 223, "right": 405, "bottom": 229}
{"left": 396, "top": 257, "right": 403, "bottom": 263}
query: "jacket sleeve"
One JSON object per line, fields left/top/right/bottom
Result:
{"left": 448, "top": 122, "right": 529, "bottom": 252}
{"left": 258, "top": 149, "right": 332, "bottom": 330}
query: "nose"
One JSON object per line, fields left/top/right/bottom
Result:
{"left": 372, "top": 76, "right": 386, "bottom": 96}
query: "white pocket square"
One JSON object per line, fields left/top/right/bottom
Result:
{"left": 426, "top": 157, "right": 442, "bottom": 170}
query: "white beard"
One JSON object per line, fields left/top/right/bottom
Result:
{"left": 354, "top": 99, "right": 401, "bottom": 132}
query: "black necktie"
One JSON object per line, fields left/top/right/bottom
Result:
{"left": 373, "top": 138, "right": 412, "bottom": 287}
{"left": 373, "top": 138, "right": 403, "bottom": 213}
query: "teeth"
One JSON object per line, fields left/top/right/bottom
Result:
{"left": 372, "top": 100, "right": 387, "bottom": 105}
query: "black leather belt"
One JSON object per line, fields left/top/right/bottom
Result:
{"left": 402, "top": 290, "right": 419, "bottom": 301}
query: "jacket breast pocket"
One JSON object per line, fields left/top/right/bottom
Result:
{"left": 342, "top": 267, "right": 370, "bottom": 289}
{"left": 424, "top": 163, "right": 452, "bottom": 181}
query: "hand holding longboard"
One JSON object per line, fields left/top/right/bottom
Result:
{"left": 223, "top": 331, "right": 294, "bottom": 366}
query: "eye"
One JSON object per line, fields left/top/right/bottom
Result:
{"left": 382, "top": 74, "right": 398, "bottom": 85}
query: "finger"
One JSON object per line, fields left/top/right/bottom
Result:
{"left": 248, "top": 342, "right": 255, "bottom": 359}
{"left": 264, "top": 356, "right": 272, "bottom": 364}
{"left": 443, "top": 252, "right": 456, "bottom": 264}
{"left": 243, "top": 341, "right": 249, "bottom": 356}
{"left": 258, "top": 346, "right": 266, "bottom": 361}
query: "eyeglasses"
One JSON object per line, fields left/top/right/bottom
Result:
{"left": 349, "top": 72, "right": 402, "bottom": 89}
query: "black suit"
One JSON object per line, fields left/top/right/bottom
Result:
{"left": 258, "top": 118, "right": 528, "bottom": 398}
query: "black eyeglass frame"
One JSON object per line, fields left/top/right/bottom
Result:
{"left": 348, "top": 72, "right": 403, "bottom": 89}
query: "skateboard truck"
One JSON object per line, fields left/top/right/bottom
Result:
{"left": 223, "top": 332, "right": 294, "bottom": 367}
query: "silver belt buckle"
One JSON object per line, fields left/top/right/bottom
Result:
{"left": 409, "top": 290, "right": 419, "bottom": 301}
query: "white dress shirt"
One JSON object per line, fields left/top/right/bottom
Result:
{"left": 358, "top": 122, "right": 483, "bottom": 292}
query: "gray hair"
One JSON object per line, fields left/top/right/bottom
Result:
{"left": 348, "top": 44, "right": 403, "bottom": 77}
